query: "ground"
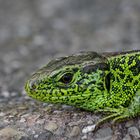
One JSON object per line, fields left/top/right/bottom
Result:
{"left": 0, "top": 0, "right": 140, "bottom": 140}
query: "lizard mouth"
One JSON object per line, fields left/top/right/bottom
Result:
{"left": 25, "top": 80, "right": 30, "bottom": 95}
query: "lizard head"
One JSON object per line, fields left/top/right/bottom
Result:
{"left": 25, "top": 52, "right": 110, "bottom": 110}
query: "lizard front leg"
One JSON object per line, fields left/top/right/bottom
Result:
{"left": 94, "top": 90, "right": 140, "bottom": 131}
{"left": 112, "top": 89, "right": 140, "bottom": 123}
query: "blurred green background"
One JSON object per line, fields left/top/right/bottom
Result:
{"left": 0, "top": 0, "right": 140, "bottom": 96}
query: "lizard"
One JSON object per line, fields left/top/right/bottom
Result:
{"left": 25, "top": 50, "right": 140, "bottom": 130}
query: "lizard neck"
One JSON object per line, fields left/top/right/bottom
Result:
{"left": 107, "top": 51, "right": 140, "bottom": 107}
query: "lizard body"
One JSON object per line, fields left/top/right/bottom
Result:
{"left": 25, "top": 50, "right": 140, "bottom": 127}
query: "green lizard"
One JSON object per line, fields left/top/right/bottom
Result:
{"left": 25, "top": 50, "right": 140, "bottom": 129}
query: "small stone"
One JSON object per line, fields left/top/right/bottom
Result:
{"left": 36, "top": 119, "right": 45, "bottom": 124}
{"left": 20, "top": 136, "right": 31, "bottom": 140}
{"left": 81, "top": 135, "right": 88, "bottom": 140}
{"left": 128, "top": 126, "right": 140, "bottom": 139}
{"left": 43, "top": 106, "right": 52, "bottom": 113}
{"left": 122, "top": 134, "right": 132, "bottom": 140}
{"left": 0, "top": 127, "right": 27, "bottom": 140}
{"left": 96, "top": 136, "right": 112, "bottom": 140}
{"left": 34, "top": 134, "right": 39, "bottom": 138}
{"left": 20, "top": 117, "right": 26, "bottom": 123}
{"left": 3, "top": 119, "right": 9, "bottom": 123}
{"left": 95, "top": 126, "right": 113, "bottom": 140}
{"left": 27, "top": 115, "right": 40, "bottom": 126}
{"left": 68, "top": 120, "right": 85, "bottom": 127}
{"left": 125, "top": 120, "right": 134, "bottom": 128}
{"left": 62, "top": 104, "right": 73, "bottom": 109}
{"left": 9, "top": 115, "right": 14, "bottom": 118}
{"left": 82, "top": 124, "right": 96, "bottom": 133}
{"left": 69, "top": 126, "right": 81, "bottom": 137}
{"left": 0, "top": 112, "right": 5, "bottom": 117}
{"left": 37, "top": 131, "right": 54, "bottom": 140}
{"left": 44, "top": 121, "right": 58, "bottom": 132}
{"left": 138, "top": 120, "right": 140, "bottom": 129}
{"left": 87, "top": 120, "right": 93, "bottom": 125}
{"left": 2, "top": 90, "right": 10, "bottom": 98}
{"left": 56, "top": 126, "right": 67, "bottom": 136}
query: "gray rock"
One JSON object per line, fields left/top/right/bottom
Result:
{"left": 122, "top": 134, "right": 132, "bottom": 140}
{"left": 37, "top": 131, "right": 55, "bottom": 140}
{"left": 125, "top": 120, "right": 134, "bottom": 128}
{"left": 95, "top": 126, "right": 113, "bottom": 140}
{"left": 81, "top": 134, "right": 88, "bottom": 140}
{"left": 69, "top": 126, "right": 81, "bottom": 137}
{"left": 95, "top": 135, "right": 112, "bottom": 140}
{"left": 0, "top": 127, "right": 28, "bottom": 140}
{"left": 128, "top": 126, "right": 140, "bottom": 139}
{"left": 44, "top": 121, "right": 58, "bottom": 132}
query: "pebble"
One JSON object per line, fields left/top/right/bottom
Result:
{"left": 81, "top": 134, "right": 88, "bottom": 140}
{"left": 138, "top": 120, "right": 140, "bottom": 129}
{"left": 1, "top": 90, "right": 10, "bottom": 98}
{"left": 27, "top": 115, "right": 40, "bottom": 126}
{"left": 122, "top": 134, "right": 132, "bottom": 140}
{"left": 95, "top": 135, "right": 112, "bottom": 140}
{"left": 94, "top": 126, "right": 113, "bottom": 140}
{"left": 54, "top": 126, "right": 65, "bottom": 136}
{"left": 0, "top": 127, "right": 28, "bottom": 140}
{"left": 44, "top": 121, "right": 58, "bottom": 132}
{"left": 69, "top": 126, "right": 81, "bottom": 137}
{"left": 37, "top": 131, "right": 55, "bottom": 140}
{"left": 68, "top": 120, "right": 85, "bottom": 127}
{"left": 82, "top": 124, "right": 96, "bottom": 133}
{"left": 36, "top": 119, "right": 45, "bottom": 125}
{"left": 0, "top": 112, "right": 5, "bottom": 117}
{"left": 19, "top": 117, "right": 26, "bottom": 123}
{"left": 128, "top": 126, "right": 140, "bottom": 139}
{"left": 87, "top": 120, "right": 94, "bottom": 125}
{"left": 62, "top": 104, "right": 73, "bottom": 109}
{"left": 125, "top": 120, "right": 134, "bottom": 128}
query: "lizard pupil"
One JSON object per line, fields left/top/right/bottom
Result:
{"left": 60, "top": 73, "right": 73, "bottom": 84}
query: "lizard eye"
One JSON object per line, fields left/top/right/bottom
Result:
{"left": 60, "top": 73, "right": 73, "bottom": 84}
{"left": 29, "top": 80, "right": 37, "bottom": 90}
